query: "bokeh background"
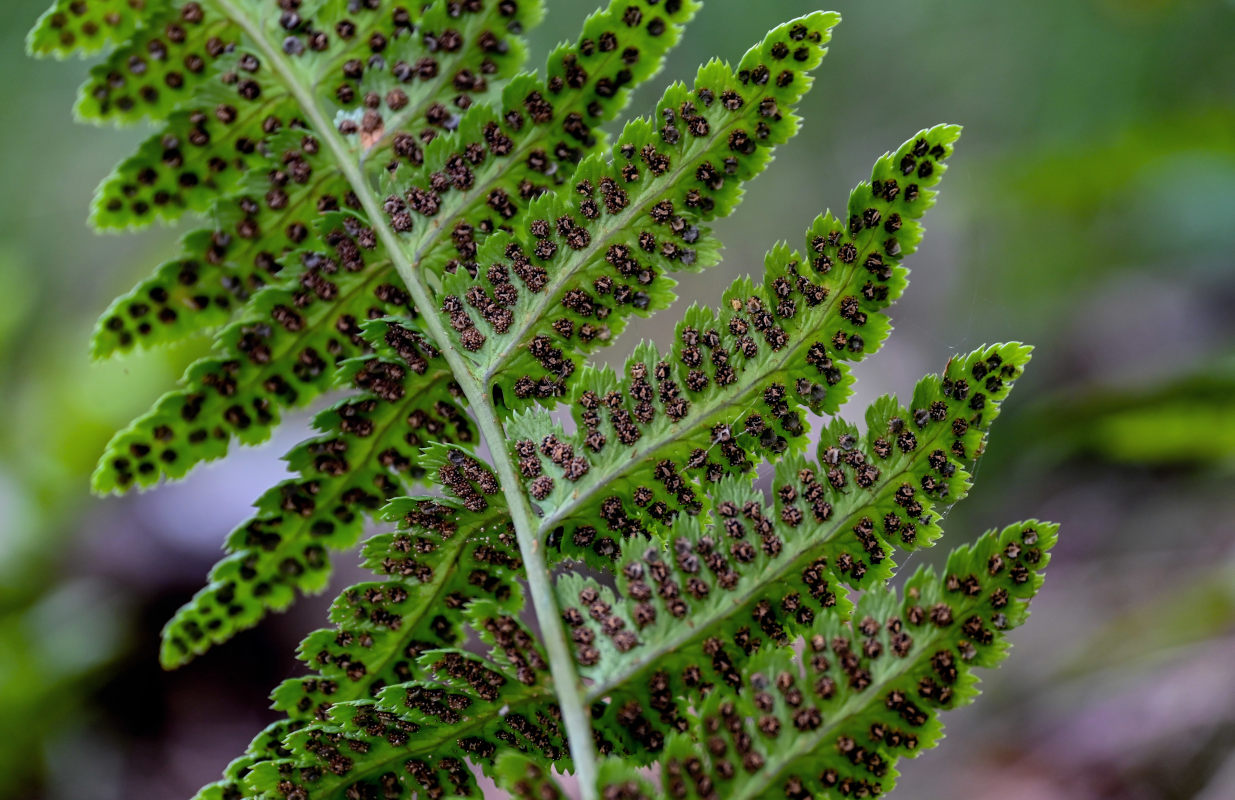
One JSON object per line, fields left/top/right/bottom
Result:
{"left": 2, "top": 0, "right": 1234, "bottom": 798}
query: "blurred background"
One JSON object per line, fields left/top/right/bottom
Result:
{"left": 2, "top": 0, "right": 1234, "bottom": 797}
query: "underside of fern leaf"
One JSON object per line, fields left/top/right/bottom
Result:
{"left": 34, "top": 1, "right": 1056, "bottom": 798}
{"left": 597, "top": 519, "right": 1058, "bottom": 799}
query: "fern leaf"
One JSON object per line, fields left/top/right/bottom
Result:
{"left": 246, "top": 645, "right": 564, "bottom": 799}
{"left": 438, "top": 12, "right": 839, "bottom": 406}
{"left": 597, "top": 521, "right": 1058, "bottom": 799}
{"left": 193, "top": 495, "right": 530, "bottom": 798}
{"left": 507, "top": 125, "right": 960, "bottom": 565}
{"left": 75, "top": 1, "right": 238, "bottom": 125}
{"left": 555, "top": 344, "right": 1032, "bottom": 747}
{"left": 35, "top": 2, "right": 1059, "bottom": 796}
{"left": 27, "top": 0, "right": 168, "bottom": 59}
{"left": 92, "top": 0, "right": 699, "bottom": 491}
{"left": 159, "top": 319, "right": 480, "bottom": 665}
{"left": 91, "top": 0, "right": 538, "bottom": 354}
{"left": 89, "top": 0, "right": 535, "bottom": 229}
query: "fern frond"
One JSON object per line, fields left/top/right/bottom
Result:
{"left": 35, "top": 2, "right": 1058, "bottom": 797}
{"left": 27, "top": 0, "right": 169, "bottom": 59}
{"left": 159, "top": 319, "right": 478, "bottom": 665}
{"left": 556, "top": 344, "right": 1032, "bottom": 745}
{"left": 438, "top": 12, "right": 839, "bottom": 407}
{"left": 192, "top": 494, "right": 529, "bottom": 798}
{"left": 92, "top": 0, "right": 700, "bottom": 492}
{"left": 507, "top": 125, "right": 960, "bottom": 565}
{"left": 598, "top": 520, "right": 1058, "bottom": 799}
{"left": 91, "top": 0, "right": 539, "bottom": 355}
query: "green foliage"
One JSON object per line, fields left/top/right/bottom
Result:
{"left": 599, "top": 520, "right": 1058, "bottom": 799}
{"left": 441, "top": 12, "right": 838, "bottom": 408}
{"left": 505, "top": 123, "right": 959, "bottom": 566}
{"left": 28, "top": 0, "right": 169, "bottom": 58}
{"left": 34, "top": 1, "right": 1056, "bottom": 798}
{"left": 159, "top": 319, "right": 474, "bottom": 667}
{"left": 558, "top": 343, "right": 1033, "bottom": 723}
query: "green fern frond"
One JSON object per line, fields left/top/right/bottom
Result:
{"left": 555, "top": 344, "right": 1031, "bottom": 745}
{"left": 159, "top": 319, "right": 477, "bottom": 666}
{"left": 440, "top": 12, "right": 840, "bottom": 407}
{"left": 27, "top": 0, "right": 171, "bottom": 59}
{"left": 35, "top": 2, "right": 1058, "bottom": 799}
{"left": 508, "top": 124, "right": 960, "bottom": 565}
{"left": 599, "top": 520, "right": 1058, "bottom": 799}
{"left": 91, "top": 0, "right": 700, "bottom": 493}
